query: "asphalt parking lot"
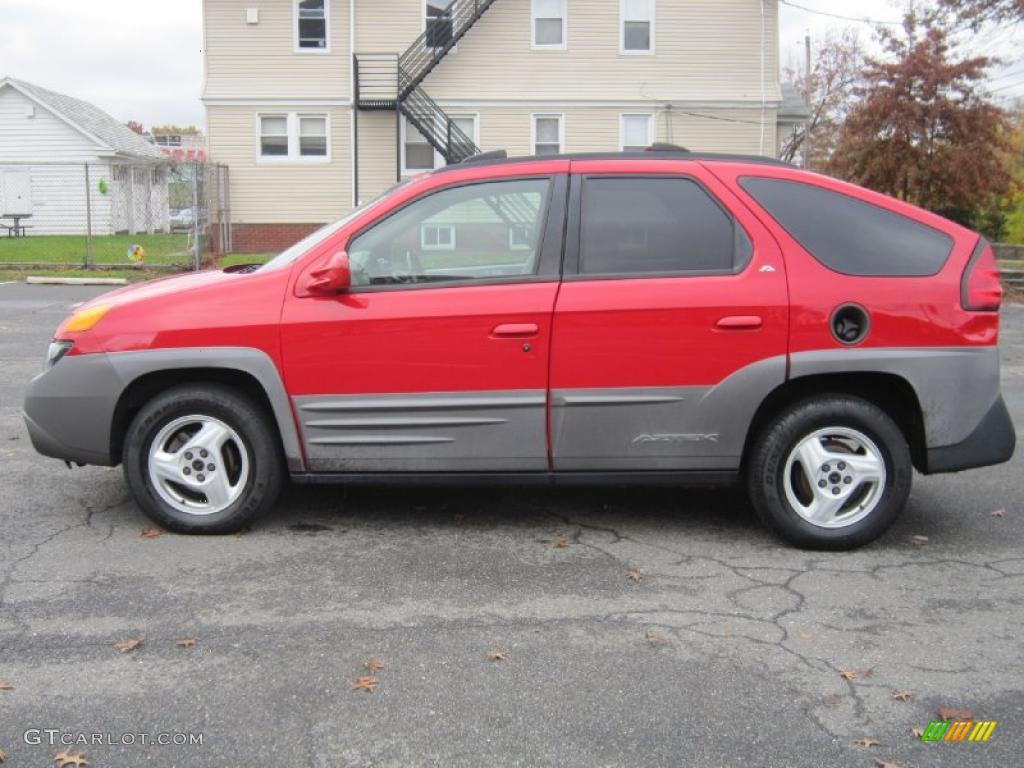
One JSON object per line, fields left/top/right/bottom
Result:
{"left": 1, "top": 282, "right": 1022, "bottom": 768}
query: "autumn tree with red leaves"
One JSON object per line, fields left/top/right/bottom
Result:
{"left": 827, "top": 10, "right": 1013, "bottom": 230}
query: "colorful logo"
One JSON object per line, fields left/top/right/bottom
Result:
{"left": 920, "top": 721, "right": 997, "bottom": 743}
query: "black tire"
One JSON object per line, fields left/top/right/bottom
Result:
{"left": 123, "top": 384, "right": 284, "bottom": 534}
{"left": 746, "top": 395, "right": 912, "bottom": 550}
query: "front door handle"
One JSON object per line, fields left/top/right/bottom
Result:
{"left": 491, "top": 323, "right": 540, "bottom": 338}
{"left": 715, "top": 315, "right": 763, "bottom": 330}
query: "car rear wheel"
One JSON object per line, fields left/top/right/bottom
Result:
{"left": 746, "top": 395, "right": 912, "bottom": 550}
{"left": 123, "top": 384, "right": 283, "bottom": 534}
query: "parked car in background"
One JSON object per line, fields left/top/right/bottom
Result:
{"left": 169, "top": 208, "right": 194, "bottom": 232}
{"left": 23, "top": 148, "right": 1016, "bottom": 549}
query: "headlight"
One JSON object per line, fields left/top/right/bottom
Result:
{"left": 46, "top": 340, "right": 74, "bottom": 369}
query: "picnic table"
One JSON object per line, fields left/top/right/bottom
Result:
{"left": 1, "top": 213, "right": 32, "bottom": 237}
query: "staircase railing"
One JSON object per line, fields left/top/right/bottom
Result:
{"left": 401, "top": 85, "right": 479, "bottom": 164}
{"left": 353, "top": 53, "right": 399, "bottom": 108}
{"left": 354, "top": 1, "right": 500, "bottom": 163}
{"left": 398, "top": 0, "right": 499, "bottom": 99}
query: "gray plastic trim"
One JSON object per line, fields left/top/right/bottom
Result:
{"left": 293, "top": 389, "right": 548, "bottom": 472}
{"left": 550, "top": 356, "right": 787, "bottom": 471}
{"left": 789, "top": 347, "right": 1001, "bottom": 448}
{"left": 24, "top": 347, "right": 305, "bottom": 471}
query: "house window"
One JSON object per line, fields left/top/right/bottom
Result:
{"left": 621, "top": 0, "right": 654, "bottom": 53}
{"left": 445, "top": 114, "right": 478, "bottom": 165}
{"left": 259, "top": 115, "right": 289, "bottom": 156}
{"left": 425, "top": 0, "right": 456, "bottom": 50}
{"left": 296, "top": 0, "right": 328, "bottom": 50}
{"left": 421, "top": 224, "right": 457, "bottom": 250}
{"left": 299, "top": 115, "right": 328, "bottom": 156}
{"left": 259, "top": 113, "right": 329, "bottom": 160}
{"left": 620, "top": 113, "right": 653, "bottom": 151}
{"left": 153, "top": 134, "right": 182, "bottom": 147}
{"left": 402, "top": 117, "right": 438, "bottom": 174}
{"left": 509, "top": 223, "right": 534, "bottom": 251}
{"left": 532, "top": 0, "right": 566, "bottom": 49}
{"left": 532, "top": 114, "right": 563, "bottom": 155}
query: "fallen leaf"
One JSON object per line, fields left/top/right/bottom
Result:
{"left": 891, "top": 690, "right": 913, "bottom": 702}
{"left": 364, "top": 658, "right": 384, "bottom": 674}
{"left": 911, "top": 727, "right": 925, "bottom": 738}
{"left": 352, "top": 676, "right": 378, "bottom": 693}
{"left": 822, "top": 693, "right": 842, "bottom": 707}
{"left": 626, "top": 569, "right": 641, "bottom": 582}
{"left": 840, "top": 669, "right": 856, "bottom": 681}
{"left": 861, "top": 666, "right": 875, "bottom": 678}
{"left": 0, "top": 748, "right": 6, "bottom": 762}
{"left": 553, "top": 536, "right": 570, "bottom": 549}
{"left": 114, "top": 636, "right": 144, "bottom": 654}
{"left": 874, "top": 760, "right": 901, "bottom": 768}
{"left": 139, "top": 528, "right": 163, "bottom": 539}
{"left": 853, "top": 737, "right": 881, "bottom": 748}
{"left": 175, "top": 637, "right": 197, "bottom": 648}
{"left": 488, "top": 650, "right": 509, "bottom": 661}
{"left": 911, "top": 535, "right": 929, "bottom": 545}
{"left": 645, "top": 631, "right": 670, "bottom": 645}
{"left": 54, "top": 751, "right": 88, "bottom": 767}
{"left": 937, "top": 706, "right": 973, "bottom": 721}
{"left": 0, "top": 680, "right": 12, "bottom": 691}
{"left": 991, "top": 508, "right": 1006, "bottom": 518}
{"left": 797, "top": 629, "right": 813, "bottom": 641}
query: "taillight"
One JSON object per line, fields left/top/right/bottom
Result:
{"left": 961, "top": 239, "right": 1002, "bottom": 312}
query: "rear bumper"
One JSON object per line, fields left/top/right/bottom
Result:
{"left": 925, "top": 395, "right": 1016, "bottom": 474}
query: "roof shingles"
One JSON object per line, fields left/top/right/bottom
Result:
{"left": 3, "top": 77, "right": 164, "bottom": 161}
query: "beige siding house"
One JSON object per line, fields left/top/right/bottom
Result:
{"left": 203, "top": 0, "right": 794, "bottom": 251}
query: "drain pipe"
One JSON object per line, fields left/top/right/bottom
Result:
{"left": 759, "top": 0, "right": 767, "bottom": 156}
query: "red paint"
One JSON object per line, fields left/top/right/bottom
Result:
{"left": 53, "top": 154, "right": 997, "bottom": 464}
{"left": 704, "top": 162, "right": 998, "bottom": 351}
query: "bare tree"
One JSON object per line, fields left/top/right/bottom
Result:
{"left": 781, "top": 30, "right": 863, "bottom": 169}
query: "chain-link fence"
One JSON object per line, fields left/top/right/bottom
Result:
{"left": 0, "top": 160, "right": 229, "bottom": 274}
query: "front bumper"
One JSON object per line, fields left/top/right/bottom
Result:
{"left": 23, "top": 352, "right": 123, "bottom": 466}
{"left": 925, "top": 395, "right": 1017, "bottom": 474}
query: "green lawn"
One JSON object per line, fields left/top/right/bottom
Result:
{"left": 0, "top": 234, "right": 190, "bottom": 266}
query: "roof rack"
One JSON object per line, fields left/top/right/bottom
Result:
{"left": 459, "top": 149, "right": 508, "bottom": 165}
{"left": 432, "top": 149, "right": 793, "bottom": 175}
{"left": 645, "top": 143, "right": 690, "bottom": 152}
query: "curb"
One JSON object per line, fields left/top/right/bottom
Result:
{"left": 25, "top": 276, "right": 129, "bottom": 286}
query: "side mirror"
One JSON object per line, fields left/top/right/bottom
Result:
{"left": 301, "top": 251, "right": 351, "bottom": 296}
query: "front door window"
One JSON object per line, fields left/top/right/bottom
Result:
{"left": 347, "top": 178, "right": 551, "bottom": 287}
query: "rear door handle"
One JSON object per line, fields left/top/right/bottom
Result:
{"left": 715, "top": 315, "right": 763, "bottom": 330}
{"left": 491, "top": 323, "right": 540, "bottom": 338}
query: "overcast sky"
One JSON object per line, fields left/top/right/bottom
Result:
{"left": 1, "top": 0, "right": 1020, "bottom": 131}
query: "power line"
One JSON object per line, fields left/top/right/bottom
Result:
{"left": 778, "top": 0, "right": 902, "bottom": 27}
{"left": 988, "top": 78, "right": 1024, "bottom": 93}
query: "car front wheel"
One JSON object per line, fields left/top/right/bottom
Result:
{"left": 123, "top": 384, "right": 283, "bottom": 534}
{"left": 746, "top": 395, "right": 912, "bottom": 550}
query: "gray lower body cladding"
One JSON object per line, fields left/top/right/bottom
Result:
{"left": 23, "top": 347, "right": 305, "bottom": 471}
{"left": 24, "top": 344, "right": 1013, "bottom": 477}
{"left": 293, "top": 390, "right": 548, "bottom": 472}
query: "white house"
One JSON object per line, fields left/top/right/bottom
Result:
{"left": 0, "top": 77, "right": 169, "bottom": 235}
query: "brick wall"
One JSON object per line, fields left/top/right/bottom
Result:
{"left": 225, "top": 223, "right": 325, "bottom": 254}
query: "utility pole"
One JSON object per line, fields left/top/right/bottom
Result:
{"left": 804, "top": 33, "right": 813, "bottom": 169}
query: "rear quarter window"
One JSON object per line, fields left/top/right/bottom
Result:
{"left": 739, "top": 177, "right": 953, "bottom": 277}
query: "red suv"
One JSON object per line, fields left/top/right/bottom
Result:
{"left": 23, "top": 149, "right": 1016, "bottom": 549}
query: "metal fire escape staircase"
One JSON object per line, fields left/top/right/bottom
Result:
{"left": 354, "top": 0, "right": 499, "bottom": 165}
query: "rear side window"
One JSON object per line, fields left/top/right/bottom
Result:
{"left": 740, "top": 178, "right": 953, "bottom": 276}
{"left": 580, "top": 177, "right": 750, "bottom": 276}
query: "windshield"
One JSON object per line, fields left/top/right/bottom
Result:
{"left": 258, "top": 179, "right": 413, "bottom": 272}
